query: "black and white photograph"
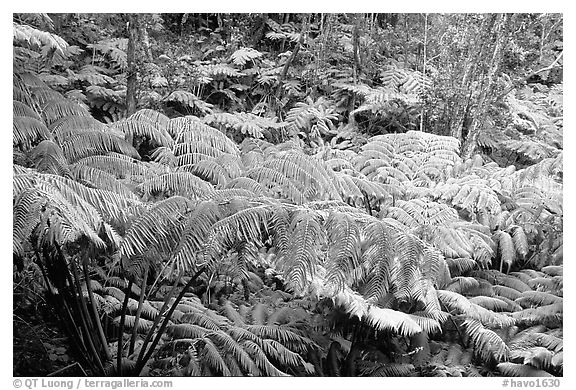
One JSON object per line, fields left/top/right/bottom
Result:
{"left": 11, "top": 7, "right": 566, "bottom": 383}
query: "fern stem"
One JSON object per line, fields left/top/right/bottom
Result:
{"left": 68, "top": 254, "right": 105, "bottom": 374}
{"left": 117, "top": 278, "right": 134, "bottom": 376}
{"left": 147, "top": 261, "right": 171, "bottom": 299}
{"left": 135, "top": 266, "right": 206, "bottom": 375}
{"left": 135, "top": 271, "right": 183, "bottom": 367}
{"left": 129, "top": 265, "right": 149, "bottom": 356}
{"left": 82, "top": 257, "right": 112, "bottom": 361}
{"left": 37, "top": 249, "right": 89, "bottom": 365}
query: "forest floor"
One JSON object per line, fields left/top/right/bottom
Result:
{"left": 13, "top": 306, "right": 87, "bottom": 377}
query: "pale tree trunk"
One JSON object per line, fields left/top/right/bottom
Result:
{"left": 348, "top": 15, "right": 362, "bottom": 125}
{"left": 450, "top": 15, "right": 496, "bottom": 142}
{"left": 419, "top": 13, "right": 428, "bottom": 132}
{"left": 139, "top": 20, "right": 153, "bottom": 62}
{"left": 126, "top": 14, "right": 139, "bottom": 116}
{"left": 461, "top": 13, "right": 509, "bottom": 159}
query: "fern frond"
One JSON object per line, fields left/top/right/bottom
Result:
{"left": 511, "top": 303, "right": 562, "bottom": 327}
{"left": 463, "top": 319, "right": 509, "bottom": 362}
{"left": 282, "top": 211, "right": 324, "bottom": 292}
{"left": 468, "top": 296, "right": 511, "bottom": 312}
{"left": 516, "top": 291, "right": 562, "bottom": 308}
{"left": 231, "top": 47, "right": 263, "bottom": 66}
{"left": 497, "top": 362, "right": 554, "bottom": 377}
{"left": 509, "top": 225, "right": 529, "bottom": 258}
{"left": 138, "top": 172, "right": 215, "bottom": 200}
{"left": 165, "top": 91, "right": 214, "bottom": 115}
{"left": 41, "top": 99, "right": 90, "bottom": 125}
{"left": 61, "top": 131, "right": 139, "bottom": 162}
{"left": 71, "top": 164, "right": 136, "bottom": 198}
{"left": 437, "top": 290, "right": 514, "bottom": 327}
{"left": 49, "top": 115, "right": 110, "bottom": 142}
{"left": 13, "top": 100, "right": 41, "bottom": 120}
{"left": 365, "top": 306, "right": 423, "bottom": 337}
{"left": 114, "top": 119, "right": 173, "bottom": 147}
{"left": 324, "top": 212, "right": 360, "bottom": 291}
{"left": 225, "top": 177, "right": 265, "bottom": 195}
{"left": 203, "top": 205, "right": 272, "bottom": 268}
{"left": 169, "top": 116, "right": 239, "bottom": 155}
{"left": 13, "top": 22, "right": 68, "bottom": 55}
{"left": 246, "top": 167, "right": 304, "bottom": 204}
{"left": 29, "top": 140, "right": 70, "bottom": 176}
{"left": 120, "top": 196, "right": 192, "bottom": 258}
{"left": 74, "top": 154, "right": 151, "bottom": 181}
{"left": 13, "top": 116, "right": 51, "bottom": 149}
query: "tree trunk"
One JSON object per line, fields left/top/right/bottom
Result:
{"left": 139, "top": 21, "right": 153, "bottom": 62}
{"left": 126, "top": 14, "right": 139, "bottom": 117}
{"left": 461, "top": 13, "right": 509, "bottom": 159}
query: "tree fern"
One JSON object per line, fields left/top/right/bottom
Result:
{"left": 13, "top": 116, "right": 51, "bottom": 150}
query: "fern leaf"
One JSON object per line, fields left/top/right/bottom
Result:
{"left": 364, "top": 306, "right": 422, "bottom": 337}
{"left": 138, "top": 172, "right": 215, "bottom": 200}
{"left": 49, "top": 115, "right": 110, "bottom": 142}
{"left": 463, "top": 319, "right": 509, "bottom": 362}
{"left": 324, "top": 212, "right": 361, "bottom": 291}
{"left": 437, "top": 290, "right": 515, "bottom": 327}
{"left": 283, "top": 211, "right": 324, "bottom": 292}
{"left": 13, "top": 116, "right": 51, "bottom": 149}
{"left": 114, "top": 119, "right": 174, "bottom": 147}
{"left": 41, "top": 99, "right": 90, "bottom": 125}
{"left": 61, "top": 131, "right": 139, "bottom": 162}
{"left": 120, "top": 196, "right": 192, "bottom": 258}
{"left": 230, "top": 47, "right": 263, "bottom": 66}
{"left": 497, "top": 362, "right": 554, "bottom": 377}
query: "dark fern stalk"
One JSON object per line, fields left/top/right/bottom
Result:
{"left": 35, "top": 249, "right": 92, "bottom": 366}
{"left": 129, "top": 265, "right": 149, "bottom": 355}
{"left": 117, "top": 278, "right": 134, "bottom": 376}
{"left": 134, "top": 266, "right": 206, "bottom": 375}
{"left": 53, "top": 243, "right": 105, "bottom": 374}
{"left": 82, "top": 255, "right": 111, "bottom": 361}
{"left": 134, "top": 271, "right": 183, "bottom": 369}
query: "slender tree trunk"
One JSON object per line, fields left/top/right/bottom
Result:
{"left": 139, "top": 22, "right": 153, "bottom": 62}
{"left": 279, "top": 14, "right": 309, "bottom": 81}
{"left": 462, "top": 13, "right": 509, "bottom": 159}
{"left": 126, "top": 14, "right": 139, "bottom": 116}
{"left": 419, "top": 13, "right": 428, "bottom": 132}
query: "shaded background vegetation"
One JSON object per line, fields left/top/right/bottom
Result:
{"left": 13, "top": 13, "right": 562, "bottom": 377}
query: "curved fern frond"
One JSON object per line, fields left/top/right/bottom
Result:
{"left": 13, "top": 100, "right": 41, "bottom": 120}
{"left": 114, "top": 119, "right": 174, "bottom": 148}
{"left": 168, "top": 116, "right": 238, "bottom": 155}
{"left": 463, "top": 319, "right": 509, "bottom": 363}
{"left": 497, "top": 362, "right": 554, "bottom": 377}
{"left": 61, "top": 131, "right": 140, "bottom": 162}
{"left": 437, "top": 290, "right": 515, "bottom": 327}
{"left": 13, "top": 116, "right": 51, "bottom": 149}
{"left": 282, "top": 211, "right": 325, "bottom": 292}
{"left": 120, "top": 196, "right": 192, "bottom": 258}
{"left": 138, "top": 172, "right": 215, "bottom": 200}
{"left": 29, "top": 140, "right": 70, "bottom": 176}
{"left": 365, "top": 306, "right": 423, "bottom": 337}
{"left": 49, "top": 115, "right": 110, "bottom": 142}
{"left": 324, "top": 212, "right": 360, "bottom": 291}
{"left": 42, "top": 99, "right": 90, "bottom": 125}
{"left": 13, "top": 22, "right": 68, "bottom": 56}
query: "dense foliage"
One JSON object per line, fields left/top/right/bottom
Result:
{"left": 13, "top": 13, "right": 562, "bottom": 377}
